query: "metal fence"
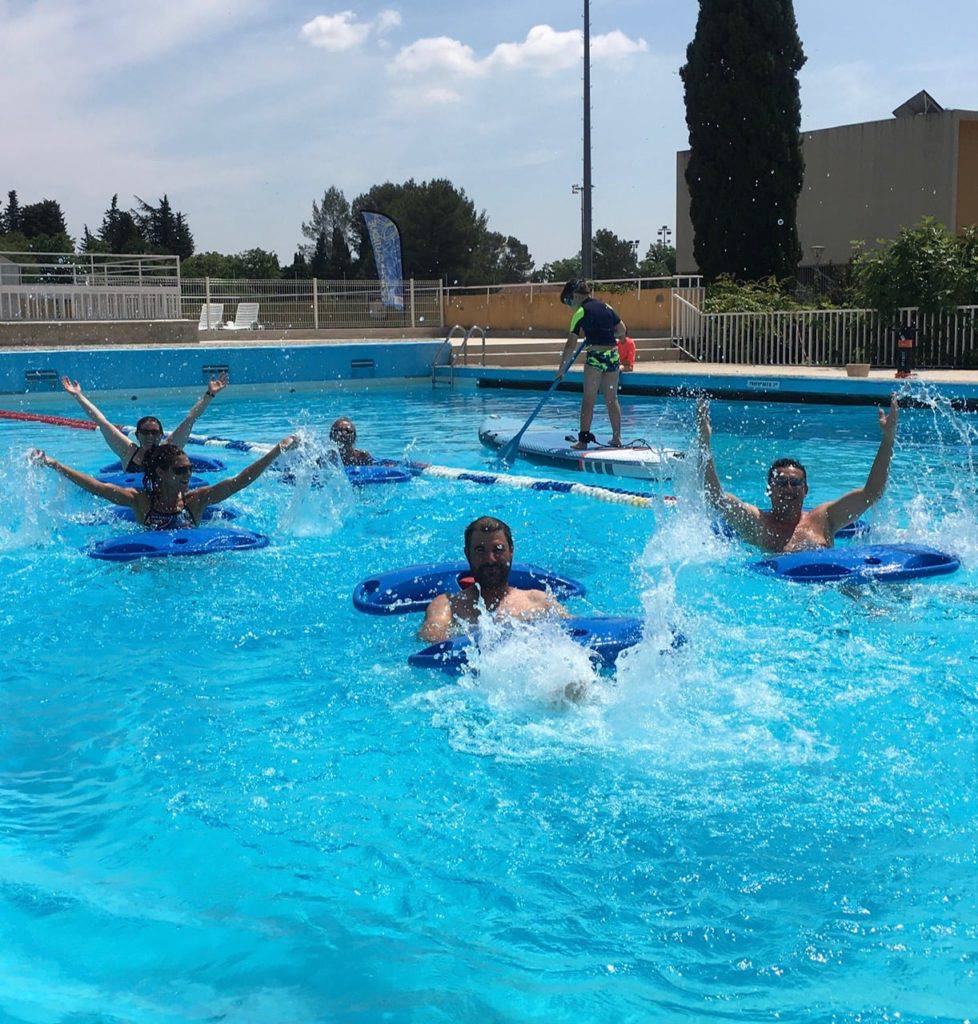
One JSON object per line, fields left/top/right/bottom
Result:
{"left": 442, "top": 275, "right": 702, "bottom": 302}
{"left": 180, "top": 278, "right": 443, "bottom": 330}
{"left": 671, "top": 294, "right": 978, "bottom": 369}
{"left": 0, "top": 251, "right": 181, "bottom": 322}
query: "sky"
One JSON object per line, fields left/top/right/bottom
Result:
{"left": 1, "top": 0, "right": 977, "bottom": 268}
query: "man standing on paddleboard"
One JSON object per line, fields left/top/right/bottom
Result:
{"left": 556, "top": 280, "right": 627, "bottom": 450}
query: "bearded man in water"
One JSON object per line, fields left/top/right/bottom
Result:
{"left": 696, "top": 395, "right": 898, "bottom": 553}
{"left": 419, "top": 516, "right": 567, "bottom": 643}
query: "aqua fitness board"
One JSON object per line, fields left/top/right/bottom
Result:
{"left": 479, "top": 417, "right": 684, "bottom": 481}
{"left": 713, "top": 514, "right": 869, "bottom": 541}
{"left": 88, "top": 526, "right": 269, "bottom": 562}
{"left": 278, "top": 463, "right": 413, "bottom": 487}
{"left": 100, "top": 455, "right": 225, "bottom": 474}
{"left": 98, "top": 471, "right": 208, "bottom": 489}
{"left": 107, "top": 503, "right": 242, "bottom": 523}
{"left": 353, "top": 562, "right": 587, "bottom": 615}
{"left": 750, "top": 543, "right": 960, "bottom": 584}
{"left": 409, "top": 616, "right": 685, "bottom": 673}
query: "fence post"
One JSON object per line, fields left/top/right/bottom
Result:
{"left": 437, "top": 279, "right": 445, "bottom": 327}
{"left": 313, "top": 278, "right": 319, "bottom": 330}
{"left": 410, "top": 278, "right": 416, "bottom": 327}
{"left": 205, "top": 276, "right": 211, "bottom": 327}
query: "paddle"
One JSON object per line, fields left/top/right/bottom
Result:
{"left": 494, "top": 339, "right": 586, "bottom": 467}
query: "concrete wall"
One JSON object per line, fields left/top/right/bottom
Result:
{"left": 677, "top": 110, "right": 978, "bottom": 272}
{"left": 0, "top": 340, "right": 444, "bottom": 395}
{"left": 0, "top": 320, "right": 198, "bottom": 347}
{"left": 444, "top": 287, "right": 673, "bottom": 335}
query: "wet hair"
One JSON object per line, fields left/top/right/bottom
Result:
{"left": 330, "top": 417, "right": 355, "bottom": 442}
{"left": 464, "top": 516, "right": 513, "bottom": 553}
{"left": 560, "top": 279, "right": 590, "bottom": 305}
{"left": 135, "top": 415, "right": 164, "bottom": 436}
{"left": 767, "top": 458, "right": 807, "bottom": 485}
{"left": 142, "top": 443, "right": 188, "bottom": 494}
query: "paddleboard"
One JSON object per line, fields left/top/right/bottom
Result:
{"left": 479, "top": 417, "right": 684, "bottom": 481}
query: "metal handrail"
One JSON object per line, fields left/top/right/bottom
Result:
{"left": 459, "top": 324, "right": 487, "bottom": 367}
{"left": 431, "top": 324, "right": 466, "bottom": 387}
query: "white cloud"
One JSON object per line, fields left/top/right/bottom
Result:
{"left": 300, "top": 8, "right": 401, "bottom": 52}
{"left": 375, "top": 9, "right": 402, "bottom": 34}
{"left": 391, "top": 23, "right": 647, "bottom": 79}
{"left": 300, "top": 11, "right": 371, "bottom": 51}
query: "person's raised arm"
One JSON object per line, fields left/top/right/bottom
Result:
{"left": 696, "top": 397, "right": 762, "bottom": 538}
{"left": 185, "top": 434, "right": 296, "bottom": 512}
{"left": 419, "top": 594, "right": 454, "bottom": 642}
{"left": 60, "top": 378, "right": 134, "bottom": 461}
{"left": 30, "top": 449, "right": 140, "bottom": 507}
{"left": 166, "top": 373, "right": 229, "bottom": 449}
{"left": 825, "top": 396, "right": 898, "bottom": 532}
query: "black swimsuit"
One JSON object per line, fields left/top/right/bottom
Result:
{"left": 142, "top": 507, "right": 197, "bottom": 531}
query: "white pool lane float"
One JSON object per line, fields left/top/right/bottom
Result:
{"left": 478, "top": 417, "right": 684, "bottom": 481}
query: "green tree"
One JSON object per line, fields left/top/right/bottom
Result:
{"left": 474, "top": 231, "right": 535, "bottom": 283}
{"left": 681, "top": 0, "right": 806, "bottom": 280}
{"left": 172, "top": 212, "right": 194, "bottom": 260}
{"left": 19, "top": 199, "right": 69, "bottom": 241}
{"left": 133, "top": 195, "right": 194, "bottom": 257}
{"left": 541, "top": 254, "right": 582, "bottom": 283}
{"left": 638, "top": 241, "right": 677, "bottom": 277}
{"left": 325, "top": 224, "right": 353, "bottom": 278}
{"left": 235, "top": 247, "right": 280, "bottom": 278}
{"left": 309, "top": 231, "right": 330, "bottom": 278}
{"left": 282, "top": 250, "right": 310, "bottom": 280}
{"left": 301, "top": 187, "right": 352, "bottom": 260}
{"left": 88, "top": 195, "right": 144, "bottom": 254}
{"left": 850, "top": 218, "right": 978, "bottom": 315}
{"left": 593, "top": 228, "right": 638, "bottom": 279}
{"left": 5, "top": 190, "right": 21, "bottom": 235}
{"left": 180, "top": 251, "right": 234, "bottom": 278}
{"left": 351, "top": 179, "right": 489, "bottom": 283}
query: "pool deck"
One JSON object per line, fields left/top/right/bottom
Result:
{"left": 443, "top": 358, "right": 978, "bottom": 408}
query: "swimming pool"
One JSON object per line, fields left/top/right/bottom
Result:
{"left": 1, "top": 382, "right": 976, "bottom": 1022}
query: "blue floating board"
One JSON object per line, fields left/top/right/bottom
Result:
{"left": 353, "top": 561, "right": 587, "bottom": 615}
{"left": 98, "top": 471, "right": 208, "bottom": 489}
{"left": 713, "top": 514, "right": 869, "bottom": 541}
{"left": 100, "top": 454, "right": 225, "bottom": 474}
{"left": 277, "top": 462, "right": 412, "bottom": 487}
{"left": 750, "top": 543, "right": 960, "bottom": 584}
{"left": 409, "top": 615, "right": 685, "bottom": 673}
{"left": 88, "top": 526, "right": 269, "bottom": 562}
{"left": 107, "top": 503, "right": 242, "bottom": 523}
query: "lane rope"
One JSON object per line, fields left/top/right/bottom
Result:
{"left": 1, "top": 410, "right": 676, "bottom": 509}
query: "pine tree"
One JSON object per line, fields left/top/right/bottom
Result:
{"left": 5, "top": 190, "right": 20, "bottom": 234}
{"left": 301, "top": 187, "right": 351, "bottom": 259}
{"left": 309, "top": 232, "right": 330, "bottom": 278}
{"left": 681, "top": 0, "right": 806, "bottom": 280}
{"left": 325, "top": 224, "right": 353, "bottom": 278}
{"left": 96, "top": 195, "right": 144, "bottom": 253}
{"left": 172, "top": 212, "right": 194, "bottom": 260}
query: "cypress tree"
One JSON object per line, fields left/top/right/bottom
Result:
{"left": 5, "top": 190, "right": 20, "bottom": 234}
{"left": 681, "top": 0, "right": 806, "bottom": 280}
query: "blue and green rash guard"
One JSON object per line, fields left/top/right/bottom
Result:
{"left": 569, "top": 297, "right": 621, "bottom": 347}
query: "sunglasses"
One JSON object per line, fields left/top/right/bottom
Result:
{"left": 171, "top": 466, "right": 192, "bottom": 476}
{"left": 771, "top": 476, "right": 805, "bottom": 489}
{"left": 332, "top": 427, "right": 355, "bottom": 438}
{"left": 137, "top": 428, "right": 163, "bottom": 438}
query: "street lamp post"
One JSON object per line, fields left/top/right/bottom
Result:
{"left": 581, "top": 0, "right": 593, "bottom": 281}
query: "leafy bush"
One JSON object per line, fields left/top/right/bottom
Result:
{"left": 702, "top": 275, "right": 819, "bottom": 313}
{"left": 850, "top": 218, "right": 978, "bottom": 315}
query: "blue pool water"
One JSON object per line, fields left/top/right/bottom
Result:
{"left": 1, "top": 382, "right": 976, "bottom": 1022}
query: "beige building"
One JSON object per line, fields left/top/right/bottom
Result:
{"left": 675, "top": 91, "right": 978, "bottom": 273}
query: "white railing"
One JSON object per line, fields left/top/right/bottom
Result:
{"left": 181, "top": 277, "right": 444, "bottom": 330}
{"left": 671, "top": 298, "right": 978, "bottom": 369}
{"left": 0, "top": 251, "right": 180, "bottom": 288}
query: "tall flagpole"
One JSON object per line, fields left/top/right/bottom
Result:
{"left": 582, "top": 0, "right": 593, "bottom": 280}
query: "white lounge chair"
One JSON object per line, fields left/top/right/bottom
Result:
{"left": 197, "top": 303, "right": 224, "bottom": 330}
{"left": 231, "top": 302, "right": 260, "bottom": 329}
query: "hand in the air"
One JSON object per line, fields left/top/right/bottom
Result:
{"left": 207, "top": 373, "right": 229, "bottom": 396}
{"left": 879, "top": 395, "right": 899, "bottom": 442}
{"left": 61, "top": 377, "right": 82, "bottom": 396}
{"left": 279, "top": 435, "right": 299, "bottom": 451}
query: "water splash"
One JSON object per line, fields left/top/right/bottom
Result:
{"left": 275, "top": 427, "right": 355, "bottom": 537}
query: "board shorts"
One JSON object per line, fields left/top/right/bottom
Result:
{"left": 584, "top": 346, "right": 621, "bottom": 373}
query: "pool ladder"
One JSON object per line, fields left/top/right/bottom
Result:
{"left": 431, "top": 325, "right": 487, "bottom": 388}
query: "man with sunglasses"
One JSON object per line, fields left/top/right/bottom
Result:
{"left": 696, "top": 396, "right": 899, "bottom": 553}
{"left": 329, "top": 418, "right": 373, "bottom": 466}
{"left": 556, "top": 280, "right": 627, "bottom": 450}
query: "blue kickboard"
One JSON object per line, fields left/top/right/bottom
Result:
{"left": 107, "top": 503, "right": 242, "bottom": 523}
{"left": 98, "top": 471, "right": 208, "bottom": 489}
{"left": 750, "top": 543, "right": 960, "bottom": 584}
{"left": 277, "top": 462, "right": 412, "bottom": 487}
{"left": 353, "top": 562, "right": 587, "bottom": 615}
{"left": 409, "top": 616, "right": 686, "bottom": 673}
{"left": 100, "top": 454, "right": 225, "bottom": 474}
{"left": 713, "top": 514, "right": 869, "bottom": 541}
{"left": 88, "top": 526, "right": 269, "bottom": 562}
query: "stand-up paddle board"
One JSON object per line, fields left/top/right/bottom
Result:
{"left": 478, "top": 417, "right": 684, "bottom": 481}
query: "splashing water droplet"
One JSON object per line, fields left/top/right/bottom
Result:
{"left": 777, "top": 219, "right": 784, "bottom": 226}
